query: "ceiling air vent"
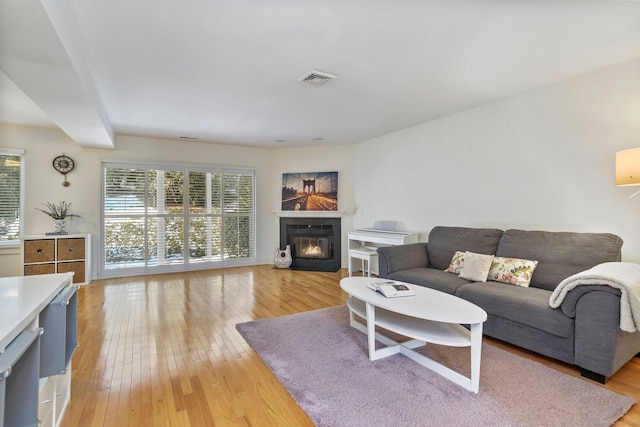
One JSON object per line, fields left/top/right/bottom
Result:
{"left": 298, "top": 70, "right": 338, "bottom": 86}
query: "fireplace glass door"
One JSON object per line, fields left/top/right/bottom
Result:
{"left": 292, "top": 236, "right": 332, "bottom": 259}
{"left": 279, "top": 217, "right": 341, "bottom": 272}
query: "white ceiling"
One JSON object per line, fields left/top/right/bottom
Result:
{"left": 2, "top": 0, "right": 640, "bottom": 149}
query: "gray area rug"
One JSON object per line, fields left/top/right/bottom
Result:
{"left": 236, "top": 305, "right": 635, "bottom": 427}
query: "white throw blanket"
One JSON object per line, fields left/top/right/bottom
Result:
{"left": 549, "top": 262, "right": 640, "bottom": 333}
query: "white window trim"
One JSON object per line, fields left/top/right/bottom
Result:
{"left": 0, "top": 148, "right": 25, "bottom": 247}
{"left": 100, "top": 161, "right": 256, "bottom": 278}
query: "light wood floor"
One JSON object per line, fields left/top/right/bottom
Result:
{"left": 62, "top": 265, "right": 640, "bottom": 426}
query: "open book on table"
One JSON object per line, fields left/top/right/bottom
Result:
{"left": 367, "top": 281, "right": 415, "bottom": 298}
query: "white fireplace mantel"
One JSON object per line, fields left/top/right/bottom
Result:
{"left": 273, "top": 211, "right": 348, "bottom": 218}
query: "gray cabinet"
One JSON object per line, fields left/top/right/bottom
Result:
{"left": 0, "top": 327, "right": 43, "bottom": 427}
{"left": 39, "top": 286, "right": 79, "bottom": 377}
{"left": 0, "top": 274, "right": 77, "bottom": 427}
{"left": 38, "top": 285, "right": 78, "bottom": 427}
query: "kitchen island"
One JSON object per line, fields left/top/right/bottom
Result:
{"left": 0, "top": 273, "right": 77, "bottom": 427}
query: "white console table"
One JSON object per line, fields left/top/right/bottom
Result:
{"left": 0, "top": 273, "right": 77, "bottom": 427}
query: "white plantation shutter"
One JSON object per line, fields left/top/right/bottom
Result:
{"left": 223, "top": 172, "right": 255, "bottom": 260}
{"left": 188, "top": 171, "right": 223, "bottom": 262}
{"left": 102, "top": 163, "right": 255, "bottom": 277}
{"left": 223, "top": 173, "right": 254, "bottom": 258}
{"left": 148, "top": 169, "right": 185, "bottom": 266}
{"left": 103, "top": 167, "right": 147, "bottom": 269}
{"left": 103, "top": 167, "right": 146, "bottom": 213}
{"left": 0, "top": 149, "right": 25, "bottom": 245}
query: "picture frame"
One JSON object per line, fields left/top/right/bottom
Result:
{"left": 281, "top": 172, "right": 338, "bottom": 211}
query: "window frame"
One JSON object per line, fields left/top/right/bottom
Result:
{"left": 0, "top": 148, "right": 25, "bottom": 247}
{"left": 101, "top": 161, "right": 256, "bottom": 278}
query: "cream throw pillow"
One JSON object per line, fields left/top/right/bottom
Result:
{"left": 458, "top": 251, "right": 494, "bottom": 282}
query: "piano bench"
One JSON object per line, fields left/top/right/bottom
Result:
{"left": 349, "top": 248, "right": 379, "bottom": 277}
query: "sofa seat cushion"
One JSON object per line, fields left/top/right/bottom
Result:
{"left": 389, "top": 268, "right": 471, "bottom": 295}
{"left": 455, "top": 281, "right": 574, "bottom": 338}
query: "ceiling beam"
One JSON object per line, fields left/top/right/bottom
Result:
{"left": 0, "top": 0, "right": 114, "bottom": 149}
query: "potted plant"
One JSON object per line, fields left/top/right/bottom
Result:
{"left": 35, "top": 201, "right": 81, "bottom": 234}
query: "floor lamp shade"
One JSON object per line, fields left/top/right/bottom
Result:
{"left": 615, "top": 148, "right": 640, "bottom": 186}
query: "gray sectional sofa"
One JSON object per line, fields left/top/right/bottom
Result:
{"left": 376, "top": 225, "right": 640, "bottom": 383}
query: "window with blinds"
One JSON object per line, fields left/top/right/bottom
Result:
{"left": 0, "top": 149, "right": 25, "bottom": 245}
{"left": 102, "top": 163, "right": 255, "bottom": 276}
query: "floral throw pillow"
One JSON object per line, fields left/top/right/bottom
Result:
{"left": 444, "top": 251, "right": 465, "bottom": 274}
{"left": 488, "top": 257, "right": 539, "bottom": 287}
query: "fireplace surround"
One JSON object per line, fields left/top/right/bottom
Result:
{"left": 279, "top": 217, "right": 341, "bottom": 272}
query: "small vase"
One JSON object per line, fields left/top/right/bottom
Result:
{"left": 54, "top": 219, "right": 67, "bottom": 234}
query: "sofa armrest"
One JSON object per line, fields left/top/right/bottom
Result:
{"left": 558, "top": 285, "right": 621, "bottom": 318}
{"left": 377, "top": 243, "right": 429, "bottom": 278}
{"left": 573, "top": 288, "right": 640, "bottom": 380}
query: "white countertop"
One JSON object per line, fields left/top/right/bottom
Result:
{"left": 0, "top": 273, "right": 74, "bottom": 353}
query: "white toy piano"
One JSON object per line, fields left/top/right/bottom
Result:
{"left": 347, "top": 222, "right": 418, "bottom": 276}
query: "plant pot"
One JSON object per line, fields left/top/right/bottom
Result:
{"left": 54, "top": 219, "right": 67, "bottom": 234}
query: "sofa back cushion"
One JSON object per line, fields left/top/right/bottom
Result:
{"left": 496, "top": 229, "right": 623, "bottom": 291}
{"left": 427, "top": 226, "right": 504, "bottom": 270}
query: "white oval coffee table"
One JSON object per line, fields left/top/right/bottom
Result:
{"left": 340, "top": 276, "right": 487, "bottom": 393}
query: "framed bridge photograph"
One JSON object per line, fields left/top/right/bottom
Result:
{"left": 281, "top": 172, "right": 338, "bottom": 211}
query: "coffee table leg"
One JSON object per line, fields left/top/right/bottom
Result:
{"left": 365, "top": 302, "right": 376, "bottom": 360}
{"left": 470, "top": 322, "right": 483, "bottom": 393}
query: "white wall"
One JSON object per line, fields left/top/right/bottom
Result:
{"left": 3, "top": 56, "right": 640, "bottom": 276}
{"left": 0, "top": 128, "right": 357, "bottom": 277}
{"left": 266, "top": 145, "right": 355, "bottom": 266}
{"left": 354, "top": 58, "right": 640, "bottom": 262}
{"left": 102, "top": 135, "right": 283, "bottom": 269}
{"left": 0, "top": 124, "right": 96, "bottom": 276}
{"left": 0, "top": 131, "right": 266, "bottom": 277}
